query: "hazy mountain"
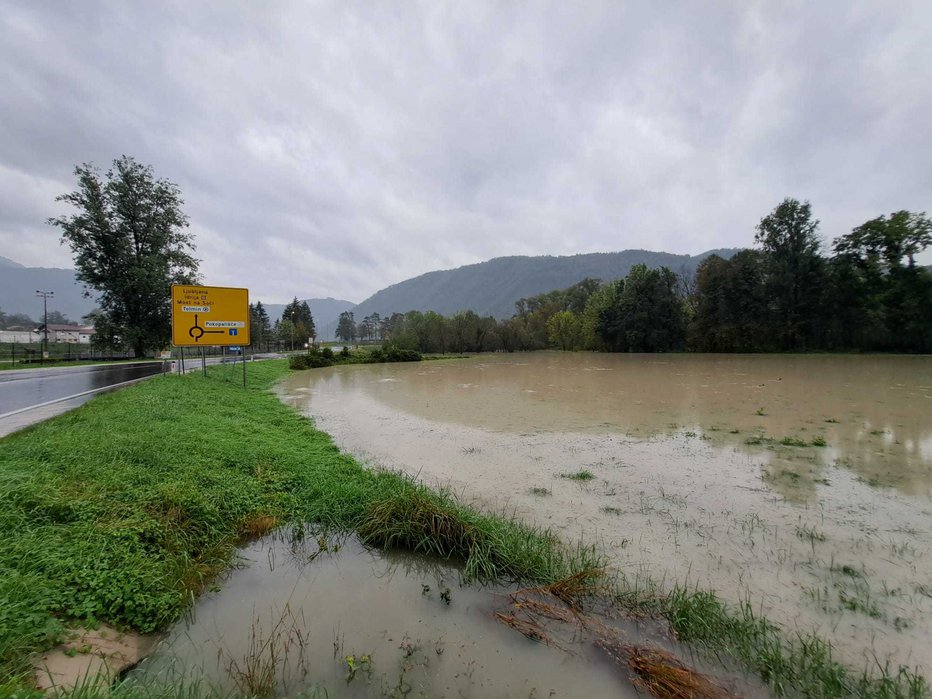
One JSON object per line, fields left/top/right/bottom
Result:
{"left": 262, "top": 297, "right": 356, "bottom": 339}
{"left": 351, "top": 249, "right": 740, "bottom": 320}
{"left": 0, "top": 260, "right": 95, "bottom": 322}
{"left": 0, "top": 256, "right": 25, "bottom": 269}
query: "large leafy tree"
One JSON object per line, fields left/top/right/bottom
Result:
{"left": 49, "top": 156, "right": 198, "bottom": 356}
{"left": 754, "top": 198, "right": 825, "bottom": 349}
{"left": 830, "top": 211, "right": 932, "bottom": 351}
{"left": 546, "top": 310, "right": 580, "bottom": 351}
{"left": 591, "top": 265, "right": 685, "bottom": 352}
{"left": 689, "top": 250, "right": 768, "bottom": 351}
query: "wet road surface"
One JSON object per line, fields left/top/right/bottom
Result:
{"left": 0, "top": 362, "right": 168, "bottom": 436}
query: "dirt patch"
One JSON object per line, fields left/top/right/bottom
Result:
{"left": 33, "top": 623, "right": 155, "bottom": 694}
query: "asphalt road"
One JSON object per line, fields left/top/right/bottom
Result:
{"left": 0, "top": 362, "right": 168, "bottom": 436}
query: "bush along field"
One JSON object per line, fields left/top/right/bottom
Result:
{"left": 0, "top": 360, "right": 927, "bottom": 697}
{"left": 288, "top": 343, "right": 422, "bottom": 370}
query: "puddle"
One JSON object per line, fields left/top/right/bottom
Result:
{"left": 278, "top": 353, "right": 932, "bottom": 675}
{"left": 125, "top": 532, "right": 757, "bottom": 697}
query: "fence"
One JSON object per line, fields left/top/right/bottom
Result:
{"left": 2, "top": 339, "right": 318, "bottom": 368}
{"left": 3, "top": 342, "right": 137, "bottom": 366}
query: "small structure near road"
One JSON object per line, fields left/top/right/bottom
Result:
{"left": 36, "top": 324, "right": 95, "bottom": 344}
{"left": 1, "top": 325, "right": 95, "bottom": 345}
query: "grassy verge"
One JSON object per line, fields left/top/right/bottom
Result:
{"left": 0, "top": 360, "right": 927, "bottom": 697}
{"left": 0, "top": 361, "right": 593, "bottom": 693}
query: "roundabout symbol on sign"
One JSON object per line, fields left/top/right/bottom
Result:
{"left": 188, "top": 314, "right": 225, "bottom": 343}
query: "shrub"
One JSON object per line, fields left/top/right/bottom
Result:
{"left": 321, "top": 346, "right": 334, "bottom": 360}
{"left": 381, "top": 344, "right": 422, "bottom": 363}
{"left": 289, "top": 353, "right": 332, "bottom": 370}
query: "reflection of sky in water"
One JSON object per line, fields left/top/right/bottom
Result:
{"left": 130, "top": 534, "right": 640, "bottom": 698}
{"left": 292, "top": 353, "right": 932, "bottom": 499}
{"left": 921, "top": 435, "right": 932, "bottom": 462}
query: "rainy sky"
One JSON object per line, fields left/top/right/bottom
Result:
{"left": 2, "top": 1, "right": 930, "bottom": 303}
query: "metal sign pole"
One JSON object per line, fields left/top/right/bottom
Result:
{"left": 201, "top": 346, "right": 207, "bottom": 376}
{"left": 180, "top": 347, "right": 185, "bottom": 374}
{"left": 242, "top": 348, "right": 247, "bottom": 388}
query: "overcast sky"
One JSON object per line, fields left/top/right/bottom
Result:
{"left": 1, "top": 1, "right": 930, "bottom": 304}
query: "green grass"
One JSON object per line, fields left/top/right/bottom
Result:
{"left": 0, "top": 361, "right": 594, "bottom": 689}
{"left": 0, "top": 360, "right": 927, "bottom": 698}
{"left": 630, "top": 590, "right": 926, "bottom": 698}
{"left": 559, "top": 469, "right": 595, "bottom": 481}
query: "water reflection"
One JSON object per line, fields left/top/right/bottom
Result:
{"left": 279, "top": 353, "right": 932, "bottom": 673}
{"left": 128, "top": 532, "right": 645, "bottom": 698}
{"left": 289, "top": 353, "right": 932, "bottom": 498}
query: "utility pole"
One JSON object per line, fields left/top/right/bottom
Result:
{"left": 36, "top": 290, "right": 54, "bottom": 364}
{"left": 289, "top": 309, "right": 294, "bottom": 352}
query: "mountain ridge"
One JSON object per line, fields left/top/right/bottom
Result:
{"left": 349, "top": 248, "right": 741, "bottom": 320}
{"left": 1, "top": 248, "right": 742, "bottom": 335}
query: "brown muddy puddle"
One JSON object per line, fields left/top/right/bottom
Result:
{"left": 278, "top": 353, "right": 932, "bottom": 676}
{"left": 125, "top": 531, "right": 760, "bottom": 697}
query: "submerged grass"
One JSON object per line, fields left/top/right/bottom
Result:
{"left": 559, "top": 469, "right": 595, "bottom": 481}
{"left": 0, "top": 360, "right": 927, "bottom": 698}
{"left": 628, "top": 588, "right": 927, "bottom": 698}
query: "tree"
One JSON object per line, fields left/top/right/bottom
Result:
{"left": 249, "top": 301, "right": 272, "bottom": 350}
{"left": 336, "top": 311, "right": 356, "bottom": 343}
{"left": 546, "top": 310, "right": 580, "bottom": 350}
{"left": 830, "top": 211, "right": 932, "bottom": 351}
{"left": 282, "top": 298, "right": 315, "bottom": 347}
{"left": 44, "top": 311, "right": 73, "bottom": 325}
{"left": 689, "top": 251, "right": 768, "bottom": 351}
{"left": 754, "top": 198, "right": 825, "bottom": 349}
{"left": 49, "top": 156, "right": 198, "bottom": 356}
{"left": 835, "top": 211, "right": 932, "bottom": 271}
{"left": 591, "top": 265, "right": 685, "bottom": 352}
{"left": 1, "top": 312, "right": 36, "bottom": 330}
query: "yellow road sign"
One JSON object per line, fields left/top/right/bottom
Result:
{"left": 171, "top": 284, "right": 250, "bottom": 346}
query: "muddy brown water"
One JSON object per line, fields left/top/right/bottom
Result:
{"left": 278, "top": 352, "right": 932, "bottom": 676}
{"left": 127, "top": 532, "right": 759, "bottom": 697}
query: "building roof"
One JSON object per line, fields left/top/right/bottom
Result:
{"left": 39, "top": 324, "right": 95, "bottom": 333}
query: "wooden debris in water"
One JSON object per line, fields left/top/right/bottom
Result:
{"left": 494, "top": 611, "right": 550, "bottom": 644}
{"left": 495, "top": 570, "right": 738, "bottom": 699}
{"left": 616, "top": 643, "right": 736, "bottom": 699}
{"left": 239, "top": 513, "right": 280, "bottom": 539}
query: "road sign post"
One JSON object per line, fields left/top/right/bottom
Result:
{"left": 171, "top": 285, "right": 250, "bottom": 386}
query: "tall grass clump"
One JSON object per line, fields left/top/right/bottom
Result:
{"left": 357, "top": 481, "right": 601, "bottom": 582}
{"left": 632, "top": 588, "right": 928, "bottom": 698}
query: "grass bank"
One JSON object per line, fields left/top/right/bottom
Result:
{"left": 0, "top": 361, "right": 927, "bottom": 697}
{"left": 0, "top": 361, "right": 594, "bottom": 694}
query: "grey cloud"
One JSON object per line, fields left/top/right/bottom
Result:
{"left": 1, "top": 1, "right": 930, "bottom": 306}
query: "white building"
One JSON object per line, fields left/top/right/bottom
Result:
{"left": 36, "top": 324, "right": 95, "bottom": 344}
{"left": 0, "top": 329, "right": 38, "bottom": 343}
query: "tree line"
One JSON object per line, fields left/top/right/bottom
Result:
{"left": 47, "top": 159, "right": 930, "bottom": 356}
{"left": 331, "top": 199, "right": 932, "bottom": 355}
{"left": 247, "top": 298, "right": 316, "bottom": 352}
{"left": 0, "top": 310, "right": 74, "bottom": 331}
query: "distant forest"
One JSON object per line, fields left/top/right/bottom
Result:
{"left": 322, "top": 199, "right": 932, "bottom": 355}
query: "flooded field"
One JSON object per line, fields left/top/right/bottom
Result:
{"left": 279, "top": 353, "right": 932, "bottom": 676}
{"left": 129, "top": 531, "right": 758, "bottom": 697}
